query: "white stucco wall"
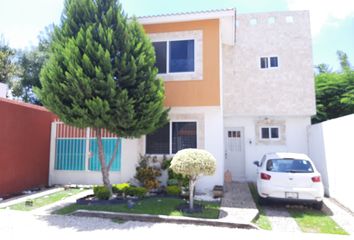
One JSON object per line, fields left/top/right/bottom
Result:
{"left": 49, "top": 138, "right": 140, "bottom": 186}
{"left": 138, "top": 106, "right": 224, "bottom": 193}
{"left": 0, "top": 83, "right": 8, "bottom": 98}
{"left": 223, "top": 11, "right": 316, "bottom": 116}
{"left": 308, "top": 114, "right": 354, "bottom": 211}
{"left": 224, "top": 116, "right": 311, "bottom": 181}
{"left": 49, "top": 107, "right": 223, "bottom": 193}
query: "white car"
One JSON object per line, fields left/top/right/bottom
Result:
{"left": 254, "top": 152, "right": 324, "bottom": 209}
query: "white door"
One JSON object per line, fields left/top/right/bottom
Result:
{"left": 225, "top": 128, "right": 245, "bottom": 181}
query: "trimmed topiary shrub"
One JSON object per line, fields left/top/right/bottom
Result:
{"left": 170, "top": 149, "right": 216, "bottom": 210}
{"left": 166, "top": 185, "right": 181, "bottom": 196}
{"left": 93, "top": 186, "right": 111, "bottom": 200}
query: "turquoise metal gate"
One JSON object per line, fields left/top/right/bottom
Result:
{"left": 54, "top": 122, "right": 121, "bottom": 172}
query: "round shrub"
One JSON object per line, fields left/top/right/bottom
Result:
{"left": 166, "top": 185, "right": 181, "bottom": 196}
{"left": 125, "top": 186, "right": 147, "bottom": 198}
{"left": 170, "top": 149, "right": 216, "bottom": 177}
{"left": 170, "top": 149, "right": 216, "bottom": 210}
{"left": 93, "top": 186, "right": 111, "bottom": 200}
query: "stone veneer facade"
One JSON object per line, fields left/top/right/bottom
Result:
{"left": 223, "top": 11, "right": 316, "bottom": 117}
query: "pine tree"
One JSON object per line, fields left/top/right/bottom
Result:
{"left": 37, "top": 0, "right": 168, "bottom": 194}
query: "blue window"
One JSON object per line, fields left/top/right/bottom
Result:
{"left": 260, "top": 56, "right": 278, "bottom": 69}
{"left": 152, "top": 39, "right": 195, "bottom": 74}
{"left": 152, "top": 42, "right": 167, "bottom": 74}
{"left": 270, "top": 57, "right": 278, "bottom": 67}
{"left": 169, "top": 40, "right": 195, "bottom": 73}
{"left": 260, "top": 57, "right": 268, "bottom": 69}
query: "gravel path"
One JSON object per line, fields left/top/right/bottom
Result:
{"left": 220, "top": 182, "right": 258, "bottom": 224}
{"left": 263, "top": 206, "right": 301, "bottom": 232}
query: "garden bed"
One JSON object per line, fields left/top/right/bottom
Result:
{"left": 56, "top": 197, "right": 220, "bottom": 219}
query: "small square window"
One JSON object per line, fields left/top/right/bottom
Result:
{"left": 271, "top": 128, "right": 279, "bottom": 138}
{"left": 260, "top": 127, "right": 280, "bottom": 140}
{"left": 260, "top": 57, "right": 268, "bottom": 69}
{"left": 268, "top": 17, "right": 275, "bottom": 24}
{"left": 286, "top": 16, "right": 294, "bottom": 23}
{"left": 261, "top": 128, "right": 270, "bottom": 139}
{"left": 270, "top": 57, "right": 278, "bottom": 67}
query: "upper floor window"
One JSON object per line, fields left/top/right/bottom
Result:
{"left": 153, "top": 40, "right": 195, "bottom": 74}
{"left": 260, "top": 56, "right": 278, "bottom": 69}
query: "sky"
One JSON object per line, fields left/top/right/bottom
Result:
{"left": 0, "top": 0, "right": 353, "bottom": 71}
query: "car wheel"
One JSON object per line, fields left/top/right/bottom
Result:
{"left": 313, "top": 201, "right": 323, "bottom": 210}
{"left": 258, "top": 196, "right": 268, "bottom": 206}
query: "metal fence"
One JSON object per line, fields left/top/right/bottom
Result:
{"left": 52, "top": 121, "right": 121, "bottom": 172}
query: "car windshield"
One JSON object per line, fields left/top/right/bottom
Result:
{"left": 266, "top": 159, "right": 314, "bottom": 173}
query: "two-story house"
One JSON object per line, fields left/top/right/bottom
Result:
{"left": 49, "top": 9, "right": 316, "bottom": 193}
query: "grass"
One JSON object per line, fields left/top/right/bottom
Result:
{"left": 288, "top": 208, "right": 348, "bottom": 235}
{"left": 7, "top": 188, "right": 84, "bottom": 211}
{"left": 112, "top": 219, "right": 126, "bottom": 224}
{"left": 55, "top": 197, "right": 220, "bottom": 219}
{"left": 248, "top": 183, "right": 272, "bottom": 230}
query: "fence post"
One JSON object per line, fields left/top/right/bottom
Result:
{"left": 48, "top": 121, "right": 57, "bottom": 186}
{"left": 85, "top": 128, "right": 91, "bottom": 171}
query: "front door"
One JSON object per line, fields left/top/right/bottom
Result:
{"left": 224, "top": 128, "right": 245, "bottom": 181}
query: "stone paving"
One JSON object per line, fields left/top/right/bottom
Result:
{"left": 219, "top": 182, "right": 259, "bottom": 225}
{"left": 264, "top": 206, "right": 301, "bottom": 232}
{"left": 323, "top": 198, "right": 354, "bottom": 235}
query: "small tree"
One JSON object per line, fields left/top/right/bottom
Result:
{"left": 0, "top": 35, "right": 16, "bottom": 86}
{"left": 170, "top": 149, "right": 216, "bottom": 210}
{"left": 37, "top": 0, "right": 168, "bottom": 194}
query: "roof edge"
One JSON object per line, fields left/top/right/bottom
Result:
{"left": 136, "top": 8, "right": 236, "bottom": 25}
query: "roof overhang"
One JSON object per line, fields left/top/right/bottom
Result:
{"left": 136, "top": 9, "right": 236, "bottom": 45}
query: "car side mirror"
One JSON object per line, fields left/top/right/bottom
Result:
{"left": 253, "top": 161, "right": 260, "bottom": 167}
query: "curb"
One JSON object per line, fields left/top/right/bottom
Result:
{"left": 71, "top": 209, "right": 259, "bottom": 229}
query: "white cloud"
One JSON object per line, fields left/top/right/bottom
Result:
{"left": 287, "top": 0, "right": 354, "bottom": 36}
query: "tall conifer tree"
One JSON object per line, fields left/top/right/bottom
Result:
{"left": 37, "top": 0, "right": 168, "bottom": 193}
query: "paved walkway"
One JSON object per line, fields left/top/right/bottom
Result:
{"left": 219, "top": 182, "right": 259, "bottom": 225}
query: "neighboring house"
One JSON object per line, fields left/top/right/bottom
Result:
{"left": 49, "top": 9, "right": 316, "bottom": 193}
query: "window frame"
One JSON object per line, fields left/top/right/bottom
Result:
{"left": 259, "top": 126, "right": 281, "bottom": 140}
{"left": 145, "top": 120, "right": 198, "bottom": 156}
{"left": 259, "top": 56, "right": 279, "bottom": 69}
{"left": 152, "top": 38, "right": 196, "bottom": 76}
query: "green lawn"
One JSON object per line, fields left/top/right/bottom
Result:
{"left": 55, "top": 197, "right": 220, "bottom": 219}
{"left": 8, "top": 188, "right": 84, "bottom": 211}
{"left": 248, "top": 183, "right": 272, "bottom": 230}
{"left": 288, "top": 208, "right": 348, "bottom": 235}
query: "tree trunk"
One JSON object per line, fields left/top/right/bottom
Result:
{"left": 189, "top": 177, "right": 196, "bottom": 210}
{"left": 95, "top": 128, "right": 112, "bottom": 196}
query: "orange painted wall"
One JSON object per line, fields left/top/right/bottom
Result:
{"left": 0, "top": 98, "right": 56, "bottom": 197}
{"left": 144, "top": 19, "right": 220, "bottom": 107}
